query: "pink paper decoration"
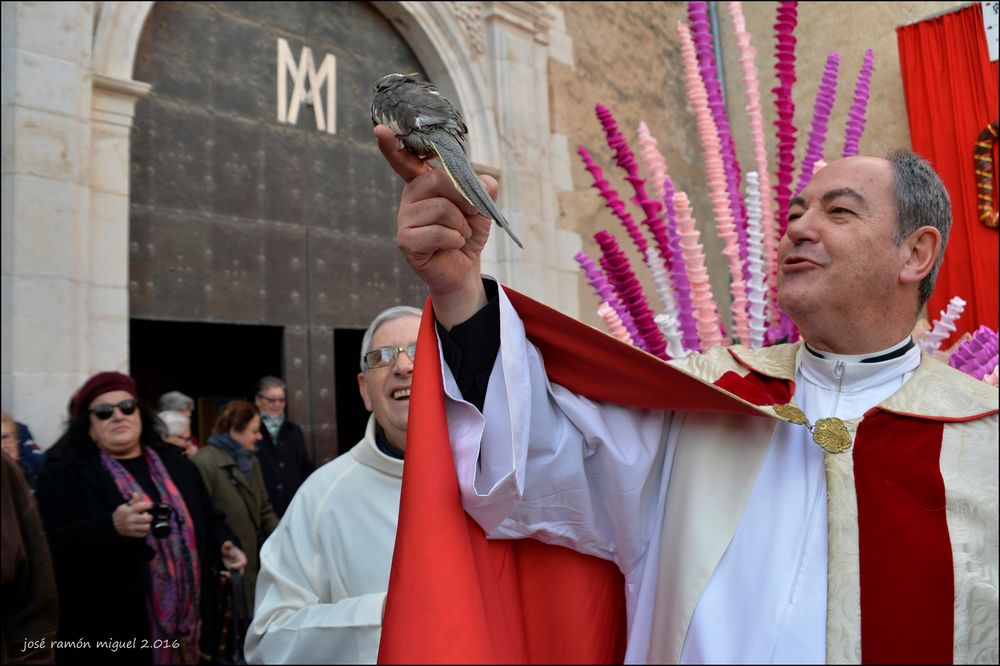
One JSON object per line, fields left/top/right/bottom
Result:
{"left": 796, "top": 51, "right": 840, "bottom": 196}
{"left": 843, "top": 48, "right": 874, "bottom": 157}
{"left": 636, "top": 122, "right": 700, "bottom": 350}
{"left": 678, "top": 20, "right": 750, "bottom": 345}
{"left": 674, "top": 192, "right": 726, "bottom": 348}
{"left": 598, "top": 302, "right": 635, "bottom": 345}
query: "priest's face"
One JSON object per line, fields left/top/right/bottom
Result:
{"left": 777, "top": 157, "right": 907, "bottom": 345}
{"left": 357, "top": 315, "right": 421, "bottom": 452}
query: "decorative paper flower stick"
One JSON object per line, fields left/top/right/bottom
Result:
{"left": 574, "top": 250, "right": 641, "bottom": 343}
{"left": 578, "top": 145, "right": 649, "bottom": 260}
{"left": 920, "top": 296, "right": 966, "bottom": 352}
{"left": 674, "top": 191, "right": 726, "bottom": 348}
{"left": 636, "top": 122, "right": 700, "bottom": 349}
{"left": 688, "top": 1, "right": 749, "bottom": 285}
{"left": 744, "top": 172, "right": 769, "bottom": 349}
{"left": 948, "top": 326, "right": 999, "bottom": 380}
{"left": 646, "top": 255, "right": 684, "bottom": 359}
{"left": 728, "top": 0, "right": 780, "bottom": 329}
{"left": 595, "top": 231, "right": 668, "bottom": 358}
{"left": 678, "top": 20, "right": 750, "bottom": 345}
{"left": 596, "top": 105, "right": 673, "bottom": 271}
{"left": 843, "top": 49, "right": 874, "bottom": 157}
{"left": 772, "top": 1, "right": 799, "bottom": 244}
{"left": 796, "top": 51, "right": 840, "bottom": 196}
{"left": 598, "top": 302, "right": 635, "bottom": 345}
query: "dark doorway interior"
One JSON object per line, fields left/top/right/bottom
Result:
{"left": 130, "top": 319, "right": 284, "bottom": 441}
{"left": 333, "top": 328, "right": 367, "bottom": 458}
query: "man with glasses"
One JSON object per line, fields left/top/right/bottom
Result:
{"left": 246, "top": 305, "right": 422, "bottom": 664}
{"left": 254, "top": 376, "right": 314, "bottom": 518}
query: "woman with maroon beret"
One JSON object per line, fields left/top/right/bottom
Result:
{"left": 36, "top": 372, "right": 247, "bottom": 664}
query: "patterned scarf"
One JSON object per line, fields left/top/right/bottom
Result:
{"left": 260, "top": 413, "right": 283, "bottom": 441}
{"left": 100, "top": 447, "right": 201, "bottom": 664}
{"left": 208, "top": 433, "right": 254, "bottom": 483}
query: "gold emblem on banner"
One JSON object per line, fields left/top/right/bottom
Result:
{"left": 773, "top": 404, "right": 852, "bottom": 454}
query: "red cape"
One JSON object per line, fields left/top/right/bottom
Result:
{"left": 378, "top": 289, "right": 760, "bottom": 663}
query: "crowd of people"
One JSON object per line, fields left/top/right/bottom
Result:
{"left": 0, "top": 304, "right": 419, "bottom": 664}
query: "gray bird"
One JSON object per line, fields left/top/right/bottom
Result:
{"left": 371, "top": 73, "right": 523, "bottom": 248}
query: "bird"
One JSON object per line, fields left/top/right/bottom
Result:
{"left": 371, "top": 73, "right": 523, "bottom": 248}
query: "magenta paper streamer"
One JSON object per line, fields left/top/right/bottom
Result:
{"left": 595, "top": 105, "right": 670, "bottom": 267}
{"left": 578, "top": 145, "right": 649, "bottom": 261}
{"left": 795, "top": 51, "right": 840, "bottom": 196}
{"left": 948, "top": 326, "right": 999, "bottom": 381}
{"left": 574, "top": 250, "right": 640, "bottom": 343}
{"left": 635, "top": 123, "right": 700, "bottom": 350}
{"left": 595, "top": 231, "right": 667, "bottom": 358}
{"left": 772, "top": 1, "right": 798, "bottom": 246}
{"left": 687, "top": 1, "right": 750, "bottom": 286}
{"left": 843, "top": 48, "right": 874, "bottom": 157}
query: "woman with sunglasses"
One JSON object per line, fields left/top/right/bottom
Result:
{"left": 35, "top": 372, "right": 248, "bottom": 664}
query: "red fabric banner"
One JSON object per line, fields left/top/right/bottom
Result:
{"left": 897, "top": 3, "right": 999, "bottom": 341}
{"left": 855, "top": 411, "right": 952, "bottom": 664}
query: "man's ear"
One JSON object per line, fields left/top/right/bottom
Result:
{"left": 357, "top": 372, "right": 373, "bottom": 412}
{"left": 899, "top": 226, "right": 942, "bottom": 286}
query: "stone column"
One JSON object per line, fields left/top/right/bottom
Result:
{"left": 2, "top": 2, "right": 95, "bottom": 447}
{"left": 481, "top": 2, "right": 582, "bottom": 317}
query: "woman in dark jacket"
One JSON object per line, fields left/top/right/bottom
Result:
{"left": 36, "top": 372, "right": 247, "bottom": 664}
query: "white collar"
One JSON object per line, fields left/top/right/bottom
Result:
{"left": 796, "top": 337, "right": 921, "bottom": 393}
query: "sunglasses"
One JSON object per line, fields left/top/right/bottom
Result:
{"left": 89, "top": 399, "right": 138, "bottom": 420}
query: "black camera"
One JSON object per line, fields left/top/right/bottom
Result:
{"left": 149, "top": 502, "right": 174, "bottom": 539}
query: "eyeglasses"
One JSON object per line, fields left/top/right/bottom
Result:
{"left": 90, "top": 399, "right": 138, "bottom": 420}
{"left": 257, "top": 394, "right": 286, "bottom": 405}
{"left": 364, "top": 342, "right": 417, "bottom": 370}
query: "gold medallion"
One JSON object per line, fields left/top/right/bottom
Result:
{"left": 773, "top": 404, "right": 808, "bottom": 425}
{"left": 812, "top": 417, "right": 852, "bottom": 454}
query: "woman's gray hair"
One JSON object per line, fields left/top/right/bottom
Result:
{"left": 157, "top": 390, "right": 194, "bottom": 413}
{"left": 157, "top": 409, "right": 190, "bottom": 437}
{"left": 360, "top": 305, "right": 424, "bottom": 372}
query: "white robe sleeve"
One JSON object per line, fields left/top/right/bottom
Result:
{"left": 441, "top": 282, "right": 674, "bottom": 574}
{"left": 244, "top": 477, "right": 388, "bottom": 664}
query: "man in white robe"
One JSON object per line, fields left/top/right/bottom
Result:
{"left": 373, "top": 126, "right": 998, "bottom": 663}
{"left": 245, "top": 306, "right": 422, "bottom": 664}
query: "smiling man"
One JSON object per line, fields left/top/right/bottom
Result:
{"left": 374, "top": 126, "right": 998, "bottom": 665}
{"left": 246, "top": 305, "right": 422, "bottom": 664}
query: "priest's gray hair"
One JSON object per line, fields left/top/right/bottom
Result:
{"left": 360, "top": 305, "right": 424, "bottom": 372}
{"left": 885, "top": 149, "right": 952, "bottom": 308}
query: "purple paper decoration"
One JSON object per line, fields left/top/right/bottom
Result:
{"left": 662, "top": 177, "right": 701, "bottom": 351}
{"left": 687, "top": 1, "right": 750, "bottom": 286}
{"left": 843, "top": 48, "right": 874, "bottom": 157}
{"left": 796, "top": 51, "right": 840, "bottom": 195}
{"left": 772, "top": 1, "right": 798, "bottom": 240}
{"left": 948, "top": 326, "right": 1000, "bottom": 380}
{"left": 595, "top": 231, "right": 667, "bottom": 358}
